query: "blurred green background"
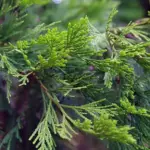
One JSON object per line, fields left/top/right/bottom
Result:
{"left": 26, "top": 0, "right": 149, "bottom": 31}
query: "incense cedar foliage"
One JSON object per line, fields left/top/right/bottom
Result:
{"left": 0, "top": 1, "right": 150, "bottom": 150}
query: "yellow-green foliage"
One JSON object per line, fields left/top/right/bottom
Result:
{"left": 74, "top": 113, "right": 136, "bottom": 144}
{"left": 120, "top": 97, "right": 150, "bottom": 117}
{"left": 9, "top": 17, "right": 90, "bottom": 73}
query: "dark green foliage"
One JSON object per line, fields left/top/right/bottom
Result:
{"left": 0, "top": 1, "right": 150, "bottom": 150}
